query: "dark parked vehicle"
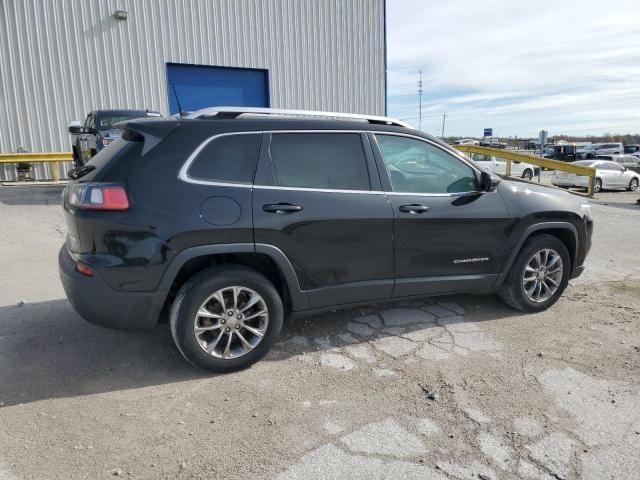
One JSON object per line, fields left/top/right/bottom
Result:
{"left": 623, "top": 144, "right": 639, "bottom": 154}
{"left": 59, "top": 107, "right": 593, "bottom": 372}
{"left": 68, "top": 109, "right": 161, "bottom": 167}
{"left": 543, "top": 144, "right": 577, "bottom": 162}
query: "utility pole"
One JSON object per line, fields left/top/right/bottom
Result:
{"left": 418, "top": 70, "right": 423, "bottom": 131}
{"left": 441, "top": 113, "right": 447, "bottom": 139}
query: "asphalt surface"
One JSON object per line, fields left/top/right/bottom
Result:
{"left": 0, "top": 184, "right": 639, "bottom": 480}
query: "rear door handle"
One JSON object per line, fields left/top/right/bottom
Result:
{"left": 399, "top": 204, "right": 430, "bottom": 214}
{"left": 262, "top": 203, "right": 303, "bottom": 214}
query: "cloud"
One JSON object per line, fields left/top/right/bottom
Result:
{"left": 387, "top": 0, "right": 640, "bottom": 137}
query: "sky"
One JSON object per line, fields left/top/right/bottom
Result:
{"left": 386, "top": 0, "right": 640, "bottom": 138}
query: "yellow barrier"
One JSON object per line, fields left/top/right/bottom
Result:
{"left": 454, "top": 145, "right": 596, "bottom": 197}
{"left": 0, "top": 152, "right": 73, "bottom": 182}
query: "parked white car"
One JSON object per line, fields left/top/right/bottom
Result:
{"left": 455, "top": 138, "right": 480, "bottom": 145}
{"left": 577, "top": 142, "right": 623, "bottom": 159}
{"left": 470, "top": 153, "right": 539, "bottom": 180}
{"left": 551, "top": 160, "right": 639, "bottom": 193}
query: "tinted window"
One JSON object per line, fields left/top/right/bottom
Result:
{"left": 375, "top": 135, "right": 477, "bottom": 194}
{"left": 269, "top": 133, "right": 370, "bottom": 190}
{"left": 188, "top": 134, "right": 261, "bottom": 183}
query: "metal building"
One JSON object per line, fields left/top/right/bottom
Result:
{"left": 0, "top": 0, "right": 386, "bottom": 155}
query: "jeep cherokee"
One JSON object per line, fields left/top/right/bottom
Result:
{"left": 58, "top": 107, "right": 593, "bottom": 372}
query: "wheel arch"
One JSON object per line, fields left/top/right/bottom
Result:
{"left": 494, "top": 222, "right": 578, "bottom": 289}
{"left": 154, "top": 244, "right": 307, "bottom": 323}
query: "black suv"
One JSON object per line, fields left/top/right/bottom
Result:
{"left": 59, "top": 108, "right": 593, "bottom": 372}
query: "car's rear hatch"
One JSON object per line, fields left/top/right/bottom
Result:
{"left": 62, "top": 118, "right": 178, "bottom": 256}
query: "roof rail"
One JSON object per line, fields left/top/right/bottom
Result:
{"left": 183, "top": 106, "right": 412, "bottom": 128}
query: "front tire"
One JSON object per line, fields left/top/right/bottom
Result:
{"left": 498, "top": 234, "right": 571, "bottom": 312}
{"left": 593, "top": 178, "right": 602, "bottom": 193}
{"left": 628, "top": 178, "right": 639, "bottom": 192}
{"left": 522, "top": 169, "right": 533, "bottom": 181}
{"left": 170, "top": 265, "right": 284, "bottom": 373}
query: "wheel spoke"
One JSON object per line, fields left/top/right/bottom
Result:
{"left": 242, "top": 323, "right": 265, "bottom": 338}
{"left": 195, "top": 323, "right": 222, "bottom": 333}
{"left": 240, "top": 293, "right": 262, "bottom": 313}
{"left": 547, "top": 255, "right": 561, "bottom": 268}
{"left": 213, "top": 290, "right": 227, "bottom": 312}
{"left": 242, "top": 309, "right": 267, "bottom": 321}
{"left": 523, "top": 274, "right": 537, "bottom": 282}
{"left": 232, "top": 287, "right": 239, "bottom": 311}
{"left": 207, "top": 330, "right": 225, "bottom": 354}
{"left": 545, "top": 276, "right": 559, "bottom": 286}
{"left": 223, "top": 332, "right": 233, "bottom": 357}
{"left": 236, "top": 330, "right": 253, "bottom": 350}
{"left": 197, "top": 308, "right": 222, "bottom": 319}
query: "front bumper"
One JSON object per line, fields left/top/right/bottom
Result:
{"left": 58, "top": 245, "right": 163, "bottom": 331}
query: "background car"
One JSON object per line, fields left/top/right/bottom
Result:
{"left": 68, "top": 109, "right": 161, "bottom": 166}
{"left": 454, "top": 138, "right": 480, "bottom": 145}
{"left": 606, "top": 154, "right": 640, "bottom": 174}
{"left": 470, "top": 153, "right": 539, "bottom": 180}
{"left": 623, "top": 144, "right": 639, "bottom": 154}
{"left": 551, "top": 159, "right": 639, "bottom": 192}
{"left": 576, "top": 142, "right": 623, "bottom": 159}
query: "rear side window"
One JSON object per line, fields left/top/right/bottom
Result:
{"left": 269, "top": 133, "right": 370, "bottom": 190}
{"left": 188, "top": 134, "right": 261, "bottom": 183}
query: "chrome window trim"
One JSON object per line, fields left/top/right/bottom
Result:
{"left": 178, "top": 129, "right": 485, "bottom": 198}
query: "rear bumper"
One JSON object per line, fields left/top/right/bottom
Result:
{"left": 58, "top": 245, "right": 163, "bottom": 331}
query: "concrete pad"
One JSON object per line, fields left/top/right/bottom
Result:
{"left": 382, "top": 461, "right": 446, "bottom": 480}
{"left": 517, "top": 459, "right": 555, "bottom": 480}
{"left": 381, "top": 308, "right": 436, "bottom": 326}
{"left": 337, "top": 333, "right": 359, "bottom": 344}
{"left": 435, "top": 460, "right": 496, "bottom": 480}
{"left": 372, "top": 368, "right": 396, "bottom": 377}
{"left": 414, "top": 343, "right": 450, "bottom": 361}
{"left": 401, "top": 327, "right": 444, "bottom": 342}
{"left": 343, "top": 344, "right": 377, "bottom": 364}
{"left": 477, "top": 432, "right": 513, "bottom": 470}
{"left": 320, "top": 353, "right": 355, "bottom": 371}
{"left": 436, "top": 301, "right": 465, "bottom": 315}
{"left": 422, "top": 304, "right": 456, "bottom": 318}
{"left": 526, "top": 432, "right": 576, "bottom": 479}
{"left": 277, "top": 443, "right": 385, "bottom": 480}
{"left": 346, "top": 322, "right": 376, "bottom": 337}
{"left": 461, "top": 407, "right": 491, "bottom": 424}
{"left": 372, "top": 336, "right": 419, "bottom": 358}
{"left": 513, "top": 416, "right": 545, "bottom": 439}
{"left": 357, "top": 314, "right": 383, "bottom": 329}
{"left": 415, "top": 417, "right": 441, "bottom": 436}
{"left": 340, "top": 418, "right": 427, "bottom": 458}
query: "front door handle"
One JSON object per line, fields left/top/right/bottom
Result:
{"left": 399, "top": 204, "right": 430, "bottom": 214}
{"left": 263, "top": 203, "right": 303, "bottom": 214}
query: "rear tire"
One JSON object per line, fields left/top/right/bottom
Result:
{"left": 522, "top": 169, "right": 533, "bottom": 181}
{"left": 170, "top": 265, "right": 284, "bottom": 373}
{"left": 498, "top": 234, "right": 571, "bottom": 312}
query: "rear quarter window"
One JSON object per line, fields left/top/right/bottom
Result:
{"left": 187, "top": 134, "right": 261, "bottom": 183}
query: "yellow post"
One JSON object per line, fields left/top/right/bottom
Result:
{"left": 52, "top": 161, "right": 60, "bottom": 182}
{"left": 505, "top": 159, "right": 511, "bottom": 177}
{"left": 587, "top": 175, "right": 593, "bottom": 198}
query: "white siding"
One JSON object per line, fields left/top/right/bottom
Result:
{"left": 0, "top": 0, "right": 385, "bottom": 153}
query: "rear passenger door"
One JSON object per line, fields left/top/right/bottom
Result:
{"left": 252, "top": 131, "right": 394, "bottom": 309}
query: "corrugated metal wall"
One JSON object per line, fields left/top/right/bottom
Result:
{"left": 0, "top": 0, "right": 385, "bottom": 155}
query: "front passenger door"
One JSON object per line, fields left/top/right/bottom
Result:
{"left": 370, "top": 133, "right": 511, "bottom": 297}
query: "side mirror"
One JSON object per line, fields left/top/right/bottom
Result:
{"left": 68, "top": 120, "right": 84, "bottom": 134}
{"left": 480, "top": 171, "right": 500, "bottom": 191}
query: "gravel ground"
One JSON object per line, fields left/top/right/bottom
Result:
{"left": 0, "top": 185, "right": 639, "bottom": 480}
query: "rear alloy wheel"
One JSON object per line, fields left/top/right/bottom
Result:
{"left": 170, "top": 265, "right": 283, "bottom": 372}
{"left": 628, "top": 178, "right": 639, "bottom": 192}
{"left": 593, "top": 178, "right": 602, "bottom": 193}
{"left": 522, "top": 169, "right": 533, "bottom": 181}
{"left": 498, "top": 234, "right": 570, "bottom": 312}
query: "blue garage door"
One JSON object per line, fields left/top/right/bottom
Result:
{"left": 166, "top": 63, "right": 269, "bottom": 115}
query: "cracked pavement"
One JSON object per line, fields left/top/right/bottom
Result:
{"left": 0, "top": 187, "right": 639, "bottom": 480}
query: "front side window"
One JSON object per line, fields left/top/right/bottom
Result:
{"left": 187, "top": 133, "right": 261, "bottom": 183}
{"left": 269, "top": 133, "right": 370, "bottom": 190}
{"left": 375, "top": 135, "right": 477, "bottom": 194}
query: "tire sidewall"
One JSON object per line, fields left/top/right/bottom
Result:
{"left": 170, "top": 266, "right": 284, "bottom": 373}
{"left": 509, "top": 235, "right": 571, "bottom": 311}
{"left": 594, "top": 178, "right": 602, "bottom": 192}
{"left": 629, "top": 178, "right": 638, "bottom": 191}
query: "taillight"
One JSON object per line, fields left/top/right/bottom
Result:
{"left": 68, "top": 183, "right": 129, "bottom": 210}
{"left": 75, "top": 261, "right": 94, "bottom": 277}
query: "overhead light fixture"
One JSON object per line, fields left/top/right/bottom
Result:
{"left": 114, "top": 10, "right": 128, "bottom": 20}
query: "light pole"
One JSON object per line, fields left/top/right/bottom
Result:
{"left": 441, "top": 113, "right": 447, "bottom": 139}
{"left": 418, "top": 70, "right": 423, "bottom": 131}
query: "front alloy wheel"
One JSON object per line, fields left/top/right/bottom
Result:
{"left": 522, "top": 169, "right": 533, "bottom": 181}
{"left": 628, "top": 178, "right": 639, "bottom": 192}
{"left": 593, "top": 178, "right": 602, "bottom": 193}
{"left": 522, "top": 249, "right": 563, "bottom": 303}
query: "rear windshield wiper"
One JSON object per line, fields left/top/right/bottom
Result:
{"left": 68, "top": 164, "right": 96, "bottom": 180}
